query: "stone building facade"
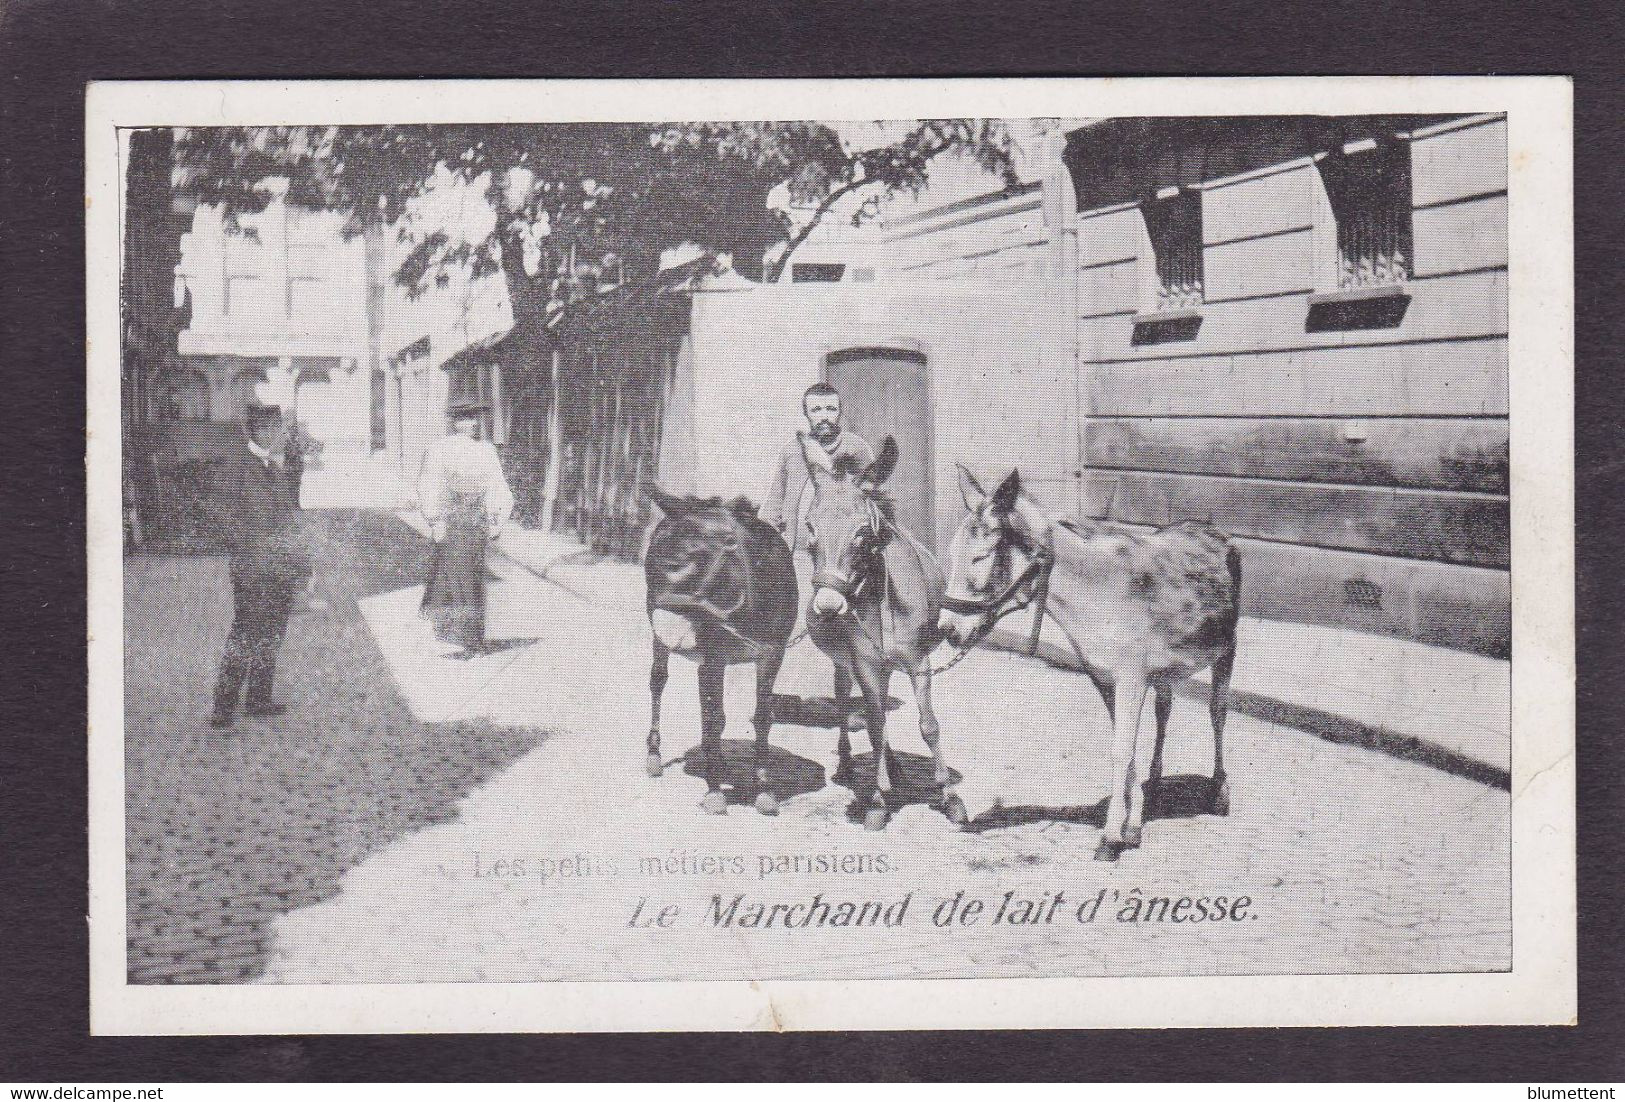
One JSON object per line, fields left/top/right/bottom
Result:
{"left": 153, "top": 179, "right": 508, "bottom": 509}
{"left": 655, "top": 113, "right": 1509, "bottom": 656}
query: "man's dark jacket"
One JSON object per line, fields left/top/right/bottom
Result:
{"left": 200, "top": 445, "right": 310, "bottom": 581}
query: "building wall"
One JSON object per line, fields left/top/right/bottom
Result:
{"left": 682, "top": 276, "right": 1076, "bottom": 558}
{"left": 174, "top": 197, "right": 388, "bottom": 502}
{"left": 374, "top": 168, "right": 512, "bottom": 377}
{"left": 884, "top": 183, "right": 1051, "bottom": 280}
{"left": 1073, "top": 113, "right": 1509, "bottom": 655}
{"left": 171, "top": 177, "right": 508, "bottom": 508}
{"left": 674, "top": 134, "right": 1078, "bottom": 557}
{"left": 764, "top": 120, "right": 1070, "bottom": 284}
{"left": 678, "top": 114, "right": 1509, "bottom": 657}
{"left": 391, "top": 350, "right": 454, "bottom": 492}
{"left": 373, "top": 175, "right": 511, "bottom": 497}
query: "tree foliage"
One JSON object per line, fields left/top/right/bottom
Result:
{"left": 170, "top": 119, "right": 1029, "bottom": 537}
{"left": 172, "top": 120, "right": 1023, "bottom": 331}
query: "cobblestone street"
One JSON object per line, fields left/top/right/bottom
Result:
{"left": 237, "top": 518, "right": 1513, "bottom": 985}
{"left": 123, "top": 511, "right": 547, "bottom": 983}
{"left": 121, "top": 510, "right": 1512, "bottom": 987}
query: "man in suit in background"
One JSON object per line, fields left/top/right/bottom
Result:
{"left": 202, "top": 403, "right": 311, "bottom": 728}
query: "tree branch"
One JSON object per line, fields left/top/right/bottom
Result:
{"left": 763, "top": 175, "right": 876, "bottom": 283}
{"left": 761, "top": 122, "right": 1011, "bottom": 282}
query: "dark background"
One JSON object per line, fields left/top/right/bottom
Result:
{"left": 2, "top": 0, "right": 1619, "bottom": 1082}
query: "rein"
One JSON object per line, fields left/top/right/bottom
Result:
{"left": 938, "top": 547, "right": 1053, "bottom": 618}
{"left": 824, "top": 519, "right": 1055, "bottom": 676}
{"left": 825, "top": 518, "right": 895, "bottom": 657}
{"left": 932, "top": 538, "right": 1056, "bottom": 670}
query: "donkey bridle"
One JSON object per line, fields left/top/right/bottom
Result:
{"left": 650, "top": 510, "right": 760, "bottom": 653}
{"left": 809, "top": 511, "right": 900, "bottom": 660}
{"left": 810, "top": 500, "right": 889, "bottom": 602}
{"left": 939, "top": 533, "right": 1056, "bottom": 641}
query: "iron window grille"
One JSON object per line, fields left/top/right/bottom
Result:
{"left": 1143, "top": 189, "right": 1204, "bottom": 311}
{"left": 1321, "top": 139, "right": 1414, "bottom": 291}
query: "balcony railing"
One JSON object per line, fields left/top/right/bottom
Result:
{"left": 1337, "top": 207, "right": 1411, "bottom": 290}
{"left": 1154, "top": 242, "right": 1205, "bottom": 310}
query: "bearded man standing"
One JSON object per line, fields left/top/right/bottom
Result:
{"left": 759, "top": 381, "right": 874, "bottom": 734}
{"left": 759, "top": 382, "right": 874, "bottom": 548}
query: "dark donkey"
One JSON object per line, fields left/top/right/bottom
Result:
{"left": 800, "top": 436, "right": 959, "bottom": 830}
{"left": 644, "top": 490, "right": 799, "bottom": 815}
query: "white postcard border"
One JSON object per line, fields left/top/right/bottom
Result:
{"left": 86, "top": 75, "right": 1575, "bottom": 1034}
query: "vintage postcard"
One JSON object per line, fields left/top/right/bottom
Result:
{"left": 86, "top": 76, "right": 1574, "bottom": 1033}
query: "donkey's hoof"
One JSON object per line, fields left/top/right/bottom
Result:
{"left": 1211, "top": 779, "right": 1231, "bottom": 817}
{"left": 645, "top": 753, "right": 664, "bottom": 778}
{"left": 942, "top": 794, "right": 968, "bottom": 828}
{"left": 754, "top": 791, "right": 780, "bottom": 817}
{"left": 832, "top": 760, "right": 854, "bottom": 786}
{"left": 1122, "top": 825, "right": 1143, "bottom": 849}
{"left": 863, "top": 806, "right": 890, "bottom": 832}
{"left": 701, "top": 791, "right": 728, "bottom": 816}
{"left": 1094, "top": 839, "right": 1123, "bottom": 862}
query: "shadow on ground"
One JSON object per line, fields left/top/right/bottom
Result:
{"left": 962, "top": 773, "right": 1224, "bottom": 833}
{"left": 1011, "top": 631, "right": 1508, "bottom": 792}
{"left": 767, "top": 691, "right": 902, "bottom": 728}
{"left": 831, "top": 750, "right": 966, "bottom": 823}
{"left": 124, "top": 510, "right": 549, "bottom": 984}
{"left": 669, "top": 741, "right": 967, "bottom": 825}
{"left": 445, "top": 637, "right": 546, "bottom": 661}
{"left": 1173, "top": 681, "right": 1510, "bottom": 790}
{"left": 675, "top": 739, "right": 828, "bottom": 808}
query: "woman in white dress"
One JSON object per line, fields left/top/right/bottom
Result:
{"left": 417, "top": 410, "right": 515, "bottom": 654}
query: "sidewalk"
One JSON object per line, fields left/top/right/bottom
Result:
{"left": 478, "top": 517, "right": 1510, "bottom": 782}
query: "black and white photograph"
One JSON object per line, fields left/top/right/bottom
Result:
{"left": 85, "top": 77, "right": 1575, "bottom": 1033}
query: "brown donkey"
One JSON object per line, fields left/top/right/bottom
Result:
{"left": 801, "top": 436, "right": 958, "bottom": 830}
{"left": 940, "top": 467, "right": 1241, "bottom": 860}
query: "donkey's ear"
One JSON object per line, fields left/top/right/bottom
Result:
{"left": 957, "top": 464, "right": 986, "bottom": 511}
{"left": 861, "top": 436, "right": 898, "bottom": 487}
{"left": 991, "top": 469, "right": 1022, "bottom": 514}
{"left": 648, "top": 486, "right": 690, "bottom": 516}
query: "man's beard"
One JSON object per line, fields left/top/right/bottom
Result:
{"left": 808, "top": 420, "right": 839, "bottom": 443}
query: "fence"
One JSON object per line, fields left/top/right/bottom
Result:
{"left": 501, "top": 336, "right": 680, "bottom": 560}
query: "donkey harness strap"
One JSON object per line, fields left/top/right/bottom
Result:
{"left": 880, "top": 555, "right": 894, "bottom": 654}
{"left": 939, "top": 546, "right": 1054, "bottom": 618}
{"left": 654, "top": 511, "right": 763, "bottom": 651}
